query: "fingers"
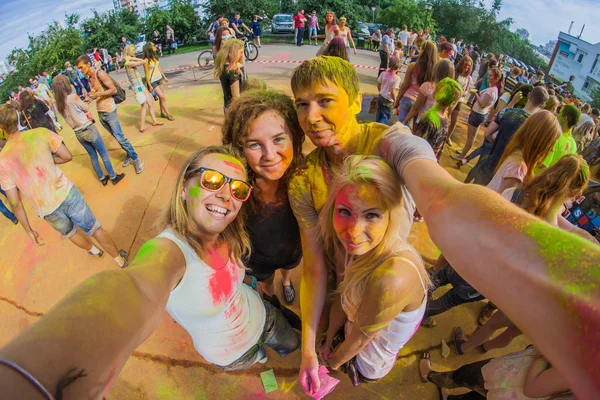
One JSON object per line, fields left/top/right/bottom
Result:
{"left": 309, "top": 367, "right": 321, "bottom": 392}
{"left": 299, "top": 370, "right": 312, "bottom": 394}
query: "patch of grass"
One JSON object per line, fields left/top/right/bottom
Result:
{"left": 161, "top": 44, "right": 211, "bottom": 56}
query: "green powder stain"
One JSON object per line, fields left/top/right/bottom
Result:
{"left": 155, "top": 378, "right": 180, "bottom": 399}
{"left": 525, "top": 220, "right": 600, "bottom": 296}
{"left": 189, "top": 181, "right": 203, "bottom": 198}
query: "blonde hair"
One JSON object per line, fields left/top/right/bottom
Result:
{"left": 162, "top": 145, "right": 251, "bottom": 263}
{"left": 124, "top": 44, "right": 136, "bottom": 59}
{"left": 214, "top": 39, "right": 244, "bottom": 79}
{"left": 543, "top": 96, "right": 559, "bottom": 113}
{"left": 496, "top": 110, "right": 562, "bottom": 183}
{"left": 318, "top": 156, "right": 430, "bottom": 322}
{"left": 518, "top": 154, "right": 589, "bottom": 219}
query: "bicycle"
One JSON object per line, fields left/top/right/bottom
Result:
{"left": 197, "top": 34, "right": 259, "bottom": 70}
{"left": 241, "top": 34, "right": 259, "bottom": 62}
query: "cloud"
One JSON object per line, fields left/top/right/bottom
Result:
{"left": 0, "top": 0, "right": 111, "bottom": 61}
{"left": 494, "top": 0, "right": 600, "bottom": 46}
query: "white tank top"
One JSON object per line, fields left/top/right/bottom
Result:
{"left": 348, "top": 257, "right": 427, "bottom": 380}
{"left": 157, "top": 229, "right": 266, "bottom": 366}
{"left": 339, "top": 26, "right": 350, "bottom": 47}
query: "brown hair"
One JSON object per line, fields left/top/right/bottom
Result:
{"left": 52, "top": 75, "right": 73, "bottom": 117}
{"left": 222, "top": 90, "right": 305, "bottom": 211}
{"left": 323, "top": 37, "right": 349, "bottom": 61}
{"left": 76, "top": 54, "right": 91, "bottom": 66}
{"left": 496, "top": 110, "right": 562, "bottom": 183}
{"left": 0, "top": 104, "right": 19, "bottom": 134}
{"left": 518, "top": 154, "right": 589, "bottom": 219}
{"left": 415, "top": 41, "right": 438, "bottom": 85}
{"left": 18, "top": 90, "right": 37, "bottom": 114}
{"left": 162, "top": 145, "right": 251, "bottom": 262}
{"left": 432, "top": 59, "right": 455, "bottom": 84}
{"left": 455, "top": 55, "right": 473, "bottom": 77}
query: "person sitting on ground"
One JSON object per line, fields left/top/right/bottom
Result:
{"left": 419, "top": 346, "right": 572, "bottom": 400}
{"left": 222, "top": 90, "right": 305, "bottom": 307}
{"left": 0, "top": 104, "right": 128, "bottom": 266}
{"left": 454, "top": 154, "right": 593, "bottom": 357}
{"left": 465, "top": 86, "right": 549, "bottom": 184}
{"left": 414, "top": 77, "right": 463, "bottom": 161}
{"left": 402, "top": 59, "right": 455, "bottom": 131}
{"left": 541, "top": 104, "right": 580, "bottom": 169}
{"left": 318, "top": 156, "right": 430, "bottom": 385}
{"left": 52, "top": 75, "right": 125, "bottom": 186}
{"left": 376, "top": 56, "right": 401, "bottom": 124}
{"left": 214, "top": 39, "right": 246, "bottom": 112}
{"left": 322, "top": 37, "right": 349, "bottom": 61}
{"left": 488, "top": 110, "right": 560, "bottom": 194}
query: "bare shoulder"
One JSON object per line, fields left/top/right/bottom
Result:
{"left": 368, "top": 254, "right": 424, "bottom": 294}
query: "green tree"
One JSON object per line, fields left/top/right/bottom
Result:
{"left": 204, "top": 0, "right": 279, "bottom": 21}
{"left": 377, "top": 0, "right": 434, "bottom": 31}
{"left": 1, "top": 13, "right": 84, "bottom": 98}
{"left": 589, "top": 86, "right": 600, "bottom": 110}
{"left": 81, "top": 9, "right": 142, "bottom": 54}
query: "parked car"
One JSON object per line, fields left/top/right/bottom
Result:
{"left": 357, "top": 21, "right": 371, "bottom": 38}
{"left": 135, "top": 34, "right": 146, "bottom": 55}
{"left": 367, "top": 23, "right": 382, "bottom": 35}
{"left": 271, "top": 14, "right": 294, "bottom": 34}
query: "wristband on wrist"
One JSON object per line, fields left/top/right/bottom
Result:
{"left": 248, "top": 275, "right": 257, "bottom": 289}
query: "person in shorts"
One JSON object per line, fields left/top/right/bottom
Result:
{"left": 0, "top": 105, "right": 129, "bottom": 267}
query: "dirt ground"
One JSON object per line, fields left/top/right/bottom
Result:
{"left": 0, "top": 44, "right": 530, "bottom": 399}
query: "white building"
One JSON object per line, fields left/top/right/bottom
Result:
{"left": 113, "top": 0, "right": 168, "bottom": 16}
{"left": 0, "top": 61, "right": 13, "bottom": 76}
{"left": 548, "top": 32, "right": 600, "bottom": 101}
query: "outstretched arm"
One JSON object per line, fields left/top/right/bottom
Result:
{"left": 0, "top": 238, "right": 185, "bottom": 399}
{"left": 379, "top": 130, "right": 600, "bottom": 399}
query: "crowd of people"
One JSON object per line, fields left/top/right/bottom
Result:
{"left": 1, "top": 8, "right": 600, "bottom": 400}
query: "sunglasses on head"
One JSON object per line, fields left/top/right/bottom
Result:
{"left": 188, "top": 167, "right": 252, "bottom": 202}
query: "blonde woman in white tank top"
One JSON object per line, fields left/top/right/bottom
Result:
{"left": 338, "top": 17, "right": 357, "bottom": 55}
{"left": 316, "top": 11, "right": 340, "bottom": 56}
{"left": 317, "top": 156, "right": 429, "bottom": 385}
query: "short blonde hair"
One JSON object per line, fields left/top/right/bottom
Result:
{"left": 0, "top": 104, "right": 18, "bottom": 134}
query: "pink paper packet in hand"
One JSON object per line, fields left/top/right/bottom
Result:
{"left": 307, "top": 365, "right": 340, "bottom": 400}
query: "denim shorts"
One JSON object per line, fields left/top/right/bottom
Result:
{"left": 467, "top": 111, "right": 487, "bottom": 127}
{"left": 43, "top": 186, "right": 100, "bottom": 238}
{"left": 151, "top": 78, "right": 165, "bottom": 88}
{"left": 215, "top": 299, "right": 300, "bottom": 371}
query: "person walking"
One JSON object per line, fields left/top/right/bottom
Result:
{"left": 143, "top": 43, "right": 174, "bottom": 121}
{"left": 18, "top": 89, "right": 56, "bottom": 132}
{"left": 398, "top": 25, "right": 410, "bottom": 55}
{"left": 293, "top": 9, "right": 307, "bottom": 46}
{"left": 308, "top": 10, "right": 319, "bottom": 45}
{"left": 378, "top": 28, "right": 395, "bottom": 78}
{"left": 251, "top": 13, "right": 267, "bottom": 48}
{"left": 52, "top": 75, "right": 125, "bottom": 186}
{"left": 315, "top": 11, "right": 339, "bottom": 56}
{"left": 337, "top": 17, "right": 357, "bottom": 58}
{"left": 165, "top": 24, "right": 175, "bottom": 54}
{"left": 123, "top": 44, "right": 164, "bottom": 132}
{"left": 0, "top": 105, "right": 129, "bottom": 267}
{"left": 76, "top": 55, "right": 144, "bottom": 174}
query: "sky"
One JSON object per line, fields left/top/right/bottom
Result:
{"left": 1, "top": 0, "right": 600, "bottom": 63}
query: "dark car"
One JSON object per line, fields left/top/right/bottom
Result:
{"left": 271, "top": 14, "right": 294, "bottom": 34}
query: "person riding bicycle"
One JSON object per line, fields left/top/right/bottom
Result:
{"left": 230, "top": 13, "right": 252, "bottom": 38}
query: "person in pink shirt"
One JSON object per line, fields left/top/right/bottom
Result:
{"left": 0, "top": 105, "right": 128, "bottom": 267}
{"left": 308, "top": 10, "right": 319, "bottom": 45}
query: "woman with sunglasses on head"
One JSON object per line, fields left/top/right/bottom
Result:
{"left": 223, "top": 90, "right": 304, "bottom": 306}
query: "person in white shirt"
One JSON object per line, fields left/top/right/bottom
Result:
{"left": 398, "top": 25, "right": 410, "bottom": 55}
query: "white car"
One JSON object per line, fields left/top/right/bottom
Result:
{"left": 135, "top": 34, "right": 146, "bottom": 55}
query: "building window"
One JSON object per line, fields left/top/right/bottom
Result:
{"left": 577, "top": 54, "right": 584, "bottom": 63}
{"left": 592, "top": 55, "right": 600, "bottom": 76}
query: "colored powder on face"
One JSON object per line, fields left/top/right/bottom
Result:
{"left": 224, "top": 160, "right": 245, "bottom": 174}
{"left": 189, "top": 180, "right": 203, "bottom": 198}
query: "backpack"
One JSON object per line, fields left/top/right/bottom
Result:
{"left": 95, "top": 70, "right": 127, "bottom": 104}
